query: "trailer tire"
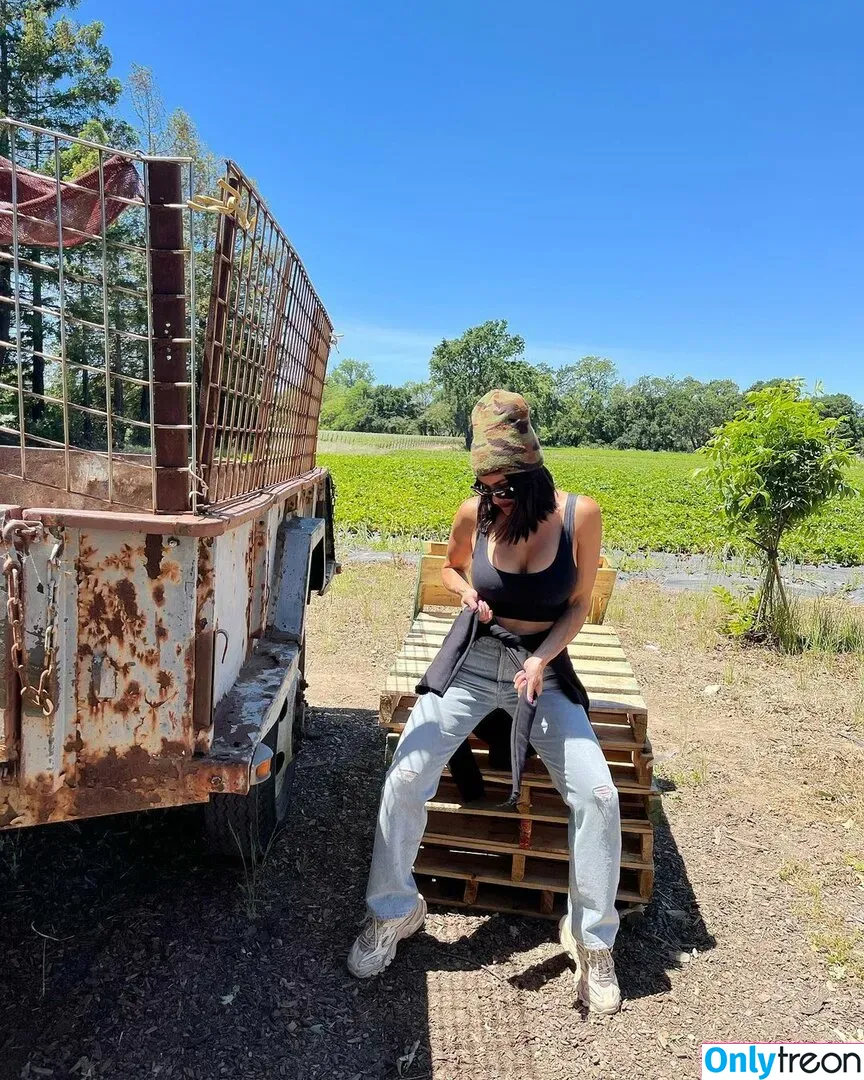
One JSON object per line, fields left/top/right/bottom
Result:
{"left": 204, "top": 677, "right": 300, "bottom": 860}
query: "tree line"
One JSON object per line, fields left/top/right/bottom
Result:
{"left": 0, "top": 1, "right": 218, "bottom": 452}
{"left": 322, "top": 319, "right": 864, "bottom": 454}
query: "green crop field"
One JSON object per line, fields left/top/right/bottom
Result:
{"left": 317, "top": 445, "right": 864, "bottom": 566}
{"left": 318, "top": 430, "right": 463, "bottom": 453}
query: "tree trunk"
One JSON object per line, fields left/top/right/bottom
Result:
{"left": 30, "top": 264, "right": 44, "bottom": 419}
{"left": 0, "top": 262, "right": 10, "bottom": 380}
{"left": 113, "top": 295, "right": 125, "bottom": 449}
{"left": 29, "top": 134, "right": 45, "bottom": 420}
{"left": 0, "top": 21, "right": 12, "bottom": 383}
{"left": 769, "top": 551, "right": 790, "bottom": 616}
{"left": 82, "top": 367, "right": 92, "bottom": 446}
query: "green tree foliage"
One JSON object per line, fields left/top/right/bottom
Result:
{"left": 0, "top": 0, "right": 123, "bottom": 418}
{"left": 700, "top": 382, "right": 856, "bottom": 637}
{"left": 550, "top": 356, "right": 619, "bottom": 444}
{"left": 327, "top": 358, "right": 375, "bottom": 388}
{"left": 320, "top": 334, "right": 863, "bottom": 458}
{"left": 127, "top": 63, "right": 165, "bottom": 153}
{"left": 672, "top": 378, "right": 743, "bottom": 451}
{"left": 0, "top": 7, "right": 221, "bottom": 452}
{"left": 321, "top": 360, "right": 452, "bottom": 435}
{"left": 429, "top": 320, "right": 526, "bottom": 447}
{"left": 602, "top": 375, "right": 743, "bottom": 451}
{"left": 814, "top": 393, "right": 864, "bottom": 454}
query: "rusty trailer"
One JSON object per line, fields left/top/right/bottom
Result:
{"left": 0, "top": 119, "right": 336, "bottom": 854}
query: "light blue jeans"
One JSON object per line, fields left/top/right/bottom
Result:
{"left": 366, "top": 635, "right": 622, "bottom": 949}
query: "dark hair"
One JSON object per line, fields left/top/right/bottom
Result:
{"left": 476, "top": 466, "right": 557, "bottom": 545}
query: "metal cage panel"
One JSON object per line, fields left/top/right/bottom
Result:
{"left": 197, "top": 161, "right": 333, "bottom": 507}
{"left": 0, "top": 118, "right": 198, "bottom": 513}
{"left": 0, "top": 122, "right": 333, "bottom": 515}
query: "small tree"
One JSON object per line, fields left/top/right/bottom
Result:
{"left": 328, "top": 358, "right": 375, "bottom": 389}
{"left": 429, "top": 320, "right": 525, "bottom": 448}
{"left": 700, "top": 382, "right": 856, "bottom": 637}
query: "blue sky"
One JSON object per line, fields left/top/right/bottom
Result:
{"left": 79, "top": 0, "right": 864, "bottom": 397}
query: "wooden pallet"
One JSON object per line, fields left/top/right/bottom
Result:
{"left": 414, "top": 774, "right": 655, "bottom": 906}
{"left": 415, "top": 858, "right": 649, "bottom": 920}
{"left": 381, "top": 612, "right": 648, "bottom": 748}
{"left": 384, "top": 730, "right": 656, "bottom": 800}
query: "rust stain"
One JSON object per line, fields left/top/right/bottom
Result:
{"left": 102, "top": 543, "right": 143, "bottom": 572}
{"left": 152, "top": 582, "right": 165, "bottom": 606}
{"left": 192, "top": 536, "right": 216, "bottom": 746}
{"left": 4, "top": 737, "right": 248, "bottom": 825}
{"left": 84, "top": 580, "right": 146, "bottom": 644}
{"left": 144, "top": 533, "right": 163, "bottom": 580}
{"left": 160, "top": 560, "right": 182, "bottom": 585}
{"left": 184, "top": 640, "right": 197, "bottom": 732}
{"left": 115, "top": 578, "right": 141, "bottom": 624}
{"left": 195, "top": 536, "right": 215, "bottom": 623}
{"left": 63, "top": 730, "right": 84, "bottom": 755}
{"left": 115, "top": 680, "right": 142, "bottom": 717}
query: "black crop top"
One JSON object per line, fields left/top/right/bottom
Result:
{"left": 471, "top": 494, "right": 577, "bottom": 622}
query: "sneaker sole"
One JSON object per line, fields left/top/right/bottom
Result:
{"left": 348, "top": 898, "right": 427, "bottom": 980}
{"left": 577, "top": 988, "right": 621, "bottom": 1015}
{"left": 558, "top": 915, "right": 587, "bottom": 1000}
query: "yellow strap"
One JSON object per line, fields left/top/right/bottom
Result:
{"left": 188, "top": 178, "right": 257, "bottom": 232}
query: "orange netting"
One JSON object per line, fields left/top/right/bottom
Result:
{"left": 0, "top": 154, "right": 143, "bottom": 248}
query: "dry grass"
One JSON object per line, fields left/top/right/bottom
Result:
{"left": 776, "top": 594, "right": 864, "bottom": 655}
{"left": 778, "top": 859, "right": 864, "bottom": 981}
{"left": 307, "top": 559, "right": 417, "bottom": 710}
{"left": 605, "top": 581, "right": 864, "bottom": 982}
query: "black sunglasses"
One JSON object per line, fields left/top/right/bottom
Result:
{"left": 471, "top": 480, "right": 516, "bottom": 499}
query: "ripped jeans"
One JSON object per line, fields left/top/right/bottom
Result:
{"left": 365, "top": 635, "right": 622, "bottom": 949}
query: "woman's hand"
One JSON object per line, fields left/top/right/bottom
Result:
{"left": 514, "top": 655, "right": 546, "bottom": 704}
{"left": 461, "top": 588, "right": 493, "bottom": 624}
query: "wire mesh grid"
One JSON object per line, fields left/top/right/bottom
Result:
{"left": 0, "top": 117, "right": 199, "bottom": 513}
{"left": 197, "top": 161, "right": 333, "bottom": 506}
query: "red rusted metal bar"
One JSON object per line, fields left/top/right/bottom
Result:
{"left": 146, "top": 161, "right": 189, "bottom": 513}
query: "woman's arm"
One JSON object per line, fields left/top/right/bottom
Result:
{"left": 516, "top": 495, "right": 602, "bottom": 701}
{"left": 441, "top": 498, "right": 493, "bottom": 622}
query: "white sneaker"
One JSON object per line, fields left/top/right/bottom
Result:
{"left": 558, "top": 916, "right": 621, "bottom": 1015}
{"left": 582, "top": 946, "right": 622, "bottom": 1015}
{"left": 347, "top": 898, "right": 427, "bottom": 979}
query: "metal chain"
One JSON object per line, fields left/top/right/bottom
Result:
{"left": 2, "top": 532, "right": 64, "bottom": 718}
{"left": 4, "top": 553, "right": 28, "bottom": 692}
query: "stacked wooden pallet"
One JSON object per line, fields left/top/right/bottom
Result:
{"left": 378, "top": 543, "right": 658, "bottom": 920}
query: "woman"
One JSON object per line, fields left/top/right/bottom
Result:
{"left": 348, "top": 390, "right": 622, "bottom": 1015}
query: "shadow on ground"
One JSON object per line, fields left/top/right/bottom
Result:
{"left": 0, "top": 706, "right": 709, "bottom": 1080}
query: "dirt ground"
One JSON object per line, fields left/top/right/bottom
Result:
{"left": 0, "top": 563, "right": 862, "bottom": 1080}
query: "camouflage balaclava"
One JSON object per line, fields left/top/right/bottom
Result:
{"left": 470, "top": 390, "right": 544, "bottom": 477}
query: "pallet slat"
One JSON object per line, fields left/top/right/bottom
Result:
{"left": 423, "top": 811, "right": 653, "bottom": 869}
{"left": 383, "top": 611, "right": 648, "bottom": 720}
{"left": 383, "top": 720, "right": 646, "bottom": 755}
{"left": 428, "top": 778, "right": 655, "bottom": 834}
{"left": 415, "top": 865, "right": 650, "bottom": 918}
{"left": 411, "top": 610, "right": 622, "bottom": 639}
{"left": 398, "top": 644, "right": 634, "bottom": 676}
